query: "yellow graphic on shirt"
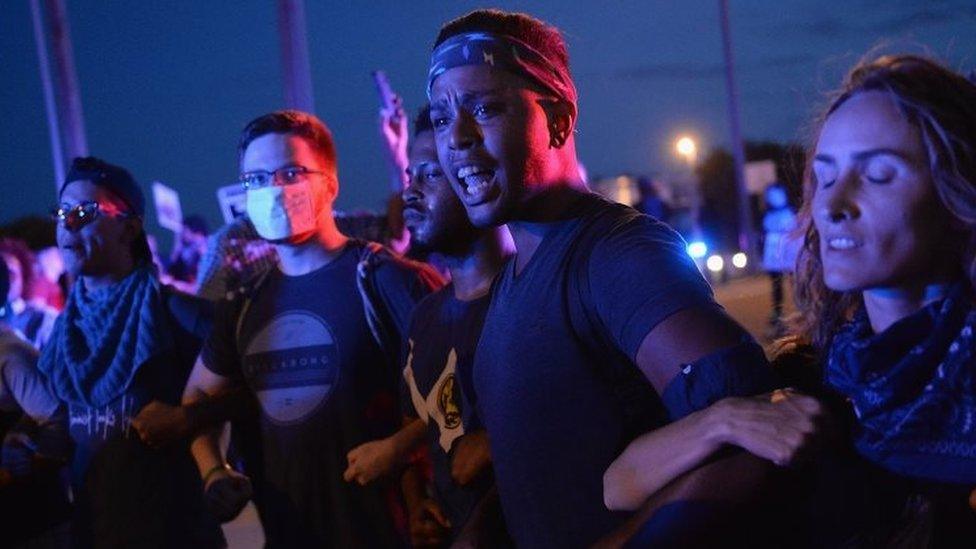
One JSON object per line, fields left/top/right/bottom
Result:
{"left": 438, "top": 375, "right": 461, "bottom": 429}
{"left": 403, "top": 341, "right": 465, "bottom": 452}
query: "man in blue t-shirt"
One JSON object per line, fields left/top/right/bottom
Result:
{"left": 183, "top": 110, "right": 442, "bottom": 547}
{"left": 343, "top": 105, "right": 514, "bottom": 546}
{"left": 425, "top": 9, "right": 821, "bottom": 548}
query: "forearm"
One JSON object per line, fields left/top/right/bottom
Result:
{"left": 604, "top": 406, "right": 724, "bottom": 511}
{"left": 183, "top": 386, "right": 257, "bottom": 436}
{"left": 182, "top": 374, "right": 236, "bottom": 478}
{"left": 189, "top": 426, "right": 226, "bottom": 479}
{"left": 598, "top": 451, "right": 776, "bottom": 546}
{"left": 390, "top": 418, "right": 425, "bottom": 461}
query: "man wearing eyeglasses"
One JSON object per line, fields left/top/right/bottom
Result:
{"left": 38, "top": 156, "right": 224, "bottom": 547}
{"left": 183, "top": 110, "right": 442, "bottom": 547}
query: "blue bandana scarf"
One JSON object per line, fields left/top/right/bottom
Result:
{"left": 427, "top": 31, "right": 577, "bottom": 106}
{"left": 826, "top": 283, "right": 976, "bottom": 484}
{"left": 38, "top": 265, "right": 172, "bottom": 408}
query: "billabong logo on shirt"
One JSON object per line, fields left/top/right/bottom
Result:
{"left": 243, "top": 311, "right": 339, "bottom": 424}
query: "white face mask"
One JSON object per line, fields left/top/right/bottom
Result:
{"left": 246, "top": 181, "right": 317, "bottom": 241}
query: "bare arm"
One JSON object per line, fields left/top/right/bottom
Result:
{"left": 596, "top": 451, "right": 776, "bottom": 548}
{"left": 2, "top": 348, "right": 69, "bottom": 462}
{"left": 182, "top": 355, "right": 238, "bottom": 478}
{"left": 344, "top": 417, "right": 426, "bottom": 485}
{"left": 132, "top": 381, "right": 256, "bottom": 449}
{"left": 604, "top": 306, "right": 822, "bottom": 511}
{"left": 603, "top": 306, "right": 747, "bottom": 510}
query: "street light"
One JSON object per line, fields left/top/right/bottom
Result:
{"left": 675, "top": 136, "right": 697, "bottom": 165}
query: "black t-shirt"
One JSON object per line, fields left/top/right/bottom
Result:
{"left": 401, "top": 285, "right": 493, "bottom": 537}
{"left": 474, "top": 193, "right": 771, "bottom": 548}
{"left": 67, "top": 288, "right": 223, "bottom": 549}
{"left": 202, "top": 241, "right": 432, "bottom": 548}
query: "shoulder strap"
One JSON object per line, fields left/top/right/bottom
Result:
{"left": 354, "top": 239, "right": 400, "bottom": 366}
{"left": 234, "top": 268, "right": 274, "bottom": 352}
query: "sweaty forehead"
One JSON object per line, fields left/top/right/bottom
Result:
{"left": 241, "top": 133, "right": 322, "bottom": 172}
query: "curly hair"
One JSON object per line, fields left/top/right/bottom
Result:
{"left": 793, "top": 54, "right": 976, "bottom": 351}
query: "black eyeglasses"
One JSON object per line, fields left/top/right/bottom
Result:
{"left": 239, "top": 165, "right": 323, "bottom": 190}
{"left": 51, "top": 201, "right": 132, "bottom": 232}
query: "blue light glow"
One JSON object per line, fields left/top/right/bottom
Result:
{"left": 687, "top": 241, "right": 708, "bottom": 259}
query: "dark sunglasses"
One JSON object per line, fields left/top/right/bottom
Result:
{"left": 51, "top": 201, "right": 133, "bottom": 232}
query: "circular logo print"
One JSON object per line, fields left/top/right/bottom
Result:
{"left": 243, "top": 311, "right": 339, "bottom": 424}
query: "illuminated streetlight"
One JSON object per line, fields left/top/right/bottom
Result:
{"left": 706, "top": 254, "right": 724, "bottom": 273}
{"left": 687, "top": 241, "right": 708, "bottom": 259}
{"left": 731, "top": 252, "right": 747, "bottom": 269}
{"left": 675, "top": 136, "right": 697, "bottom": 164}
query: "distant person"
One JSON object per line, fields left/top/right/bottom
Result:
{"left": 0, "top": 238, "right": 58, "bottom": 349}
{"left": 34, "top": 246, "right": 67, "bottom": 311}
{"left": 38, "top": 156, "right": 223, "bottom": 548}
{"left": 761, "top": 182, "right": 799, "bottom": 331}
{"left": 0, "top": 257, "right": 72, "bottom": 547}
{"left": 165, "top": 214, "right": 209, "bottom": 287}
{"left": 183, "top": 110, "right": 442, "bottom": 547}
{"left": 636, "top": 176, "right": 670, "bottom": 222}
{"left": 195, "top": 216, "right": 277, "bottom": 302}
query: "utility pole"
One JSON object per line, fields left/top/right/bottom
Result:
{"left": 277, "top": 0, "right": 315, "bottom": 112}
{"left": 718, "top": 0, "right": 753, "bottom": 253}
{"left": 31, "top": 0, "right": 88, "bottom": 193}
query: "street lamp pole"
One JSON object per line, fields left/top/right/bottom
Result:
{"left": 675, "top": 135, "right": 703, "bottom": 240}
{"left": 30, "top": 0, "right": 88, "bottom": 193}
{"left": 277, "top": 0, "right": 315, "bottom": 112}
{"left": 718, "top": 0, "right": 752, "bottom": 253}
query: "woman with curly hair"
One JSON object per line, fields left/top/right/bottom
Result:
{"left": 783, "top": 53, "right": 976, "bottom": 544}
{"left": 605, "top": 54, "right": 976, "bottom": 546}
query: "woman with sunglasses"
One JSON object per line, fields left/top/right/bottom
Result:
{"left": 38, "top": 157, "right": 224, "bottom": 548}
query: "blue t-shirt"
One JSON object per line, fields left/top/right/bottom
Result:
{"left": 401, "top": 285, "right": 494, "bottom": 537}
{"left": 203, "top": 241, "right": 433, "bottom": 548}
{"left": 474, "top": 193, "right": 770, "bottom": 548}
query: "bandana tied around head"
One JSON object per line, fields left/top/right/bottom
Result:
{"left": 427, "top": 31, "right": 577, "bottom": 107}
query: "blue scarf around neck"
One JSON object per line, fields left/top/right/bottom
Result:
{"left": 826, "top": 282, "right": 976, "bottom": 484}
{"left": 38, "top": 265, "right": 173, "bottom": 408}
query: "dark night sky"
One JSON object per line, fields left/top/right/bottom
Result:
{"left": 3, "top": 1, "right": 976, "bottom": 238}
